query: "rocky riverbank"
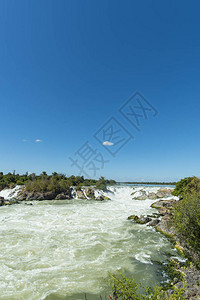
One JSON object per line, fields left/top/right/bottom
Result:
{"left": 0, "top": 186, "right": 110, "bottom": 204}
{"left": 128, "top": 197, "right": 200, "bottom": 299}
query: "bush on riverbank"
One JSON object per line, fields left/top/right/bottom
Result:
{"left": 107, "top": 272, "right": 185, "bottom": 299}
{"left": 172, "top": 176, "right": 200, "bottom": 197}
{"left": 171, "top": 177, "right": 200, "bottom": 268}
{"left": 173, "top": 193, "right": 200, "bottom": 260}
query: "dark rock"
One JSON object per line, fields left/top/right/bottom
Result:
{"left": 95, "top": 195, "right": 105, "bottom": 201}
{"left": 148, "top": 219, "right": 160, "bottom": 226}
{"left": 55, "top": 193, "right": 71, "bottom": 200}
{"left": 25, "top": 191, "right": 56, "bottom": 200}
{"left": 128, "top": 215, "right": 139, "bottom": 220}
{"left": 9, "top": 199, "right": 19, "bottom": 204}
{"left": 17, "top": 189, "right": 72, "bottom": 201}
{"left": 139, "top": 216, "right": 152, "bottom": 224}
{"left": 85, "top": 188, "right": 95, "bottom": 198}
{"left": 158, "top": 207, "right": 171, "bottom": 216}
{"left": 128, "top": 215, "right": 151, "bottom": 224}
{"left": 76, "top": 190, "right": 86, "bottom": 199}
{"left": 151, "top": 199, "right": 176, "bottom": 209}
{"left": 17, "top": 193, "right": 27, "bottom": 201}
{"left": 4, "top": 200, "right": 11, "bottom": 205}
{"left": 0, "top": 196, "right": 4, "bottom": 200}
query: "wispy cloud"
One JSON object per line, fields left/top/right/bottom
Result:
{"left": 35, "top": 139, "right": 42, "bottom": 143}
{"left": 102, "top": 141, "right": 114, "bottom": 146}
{"left": 22, "top": 139, "right": 28, "bottom": 142}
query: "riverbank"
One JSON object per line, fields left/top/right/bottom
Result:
{"left": 128, "top": 196, "right": 200, "bottom": 299}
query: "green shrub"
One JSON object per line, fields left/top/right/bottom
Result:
{"left": 107, "top": 272, "right": 186, "bottom": 299}
{"left": 95, "top": 176, "right": 107, "bottom": 191}
{"left": 173, "top": 193, "right": 200, "bottom": 253}
{"left": 172, "top": 176, "right": 200, "bottom": 197}
{"left": 107, "top": 272, "right": 144, "bottom": 300}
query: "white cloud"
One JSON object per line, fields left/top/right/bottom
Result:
{"left": 22, "top": 139, "right": 28, "bottom": 142}
{"left": 102, "top": 141, "right": 114, "bottom": 146}
{"left": 35, "top": 139, "right": 42, "bottom": 143}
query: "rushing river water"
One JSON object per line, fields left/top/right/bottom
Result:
{"left": 0, "top": 185, "right": 179, "bottom": 300}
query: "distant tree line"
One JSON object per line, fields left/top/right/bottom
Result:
{"left": 0, "top": 172, "right": 116, "bottom": 192}
{"left": 122, "top": 181, "right": 176, "bottom": 185}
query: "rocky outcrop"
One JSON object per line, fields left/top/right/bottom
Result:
{"left": 3, "top": 185, "right": 110, "bottom": 202}
{"left": 0, "top": 196, "right": 19, "bottom": 206}
{"left": 151, "top": 199, "right": 176, "bottom": 208}
{"left": 95, "top": 195, "right": 105, "bottom": 201}
{"left": 128, "top": 214, "right": 152, "bottom": 224}
{"left": 128, "top": 198, "right": 175, "bottom": 227}
{"left": 55, "top": 192, "right": 71, "bottom": 200}
{"left": 148, "top": 192, "right": 158, "bottom": 199}
{"left": 148, "top": 219, "right": 160, "bottom": 226}
{"left": 85, "top": 188, "right": 95, "bottom": 199}
{"left": 17, "top": 190, "right": 72, "bottom": 201}
{"left": 132, "top": 188, "right": 174, "bottom": 200}
{"left": 76, "top": 190, "right": 86, "bottom": 199}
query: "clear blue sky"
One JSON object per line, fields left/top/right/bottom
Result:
{"left": 0, "top": 0, "right": 200, "bottom": 182}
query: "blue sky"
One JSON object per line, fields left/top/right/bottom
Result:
{"left": 0, "top": 0, "right": 200, "bottom": 181}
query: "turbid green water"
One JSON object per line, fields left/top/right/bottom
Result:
{"left": 0, "top": 185, "right": 179, "bottom": 300}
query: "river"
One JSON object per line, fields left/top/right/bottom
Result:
{"left": 0, "top": 185, "right": 179, "bottom": 299}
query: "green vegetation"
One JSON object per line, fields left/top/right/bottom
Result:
{"left": 122, "top": 181, "right": 176, "bottom": 185}
{"left": 107, "top": 272, "right": 185, "bottom": 299}
{"left": 173, "top": 193, "right": 200, "bottom": 258}
{"left": 95, "top": 176, "right": 116, "bottom": 191}
{"left": 165, "top": 259, "right": 184, "bottom": 283}
{"left": 171, "top": 176, "right": 200, "bottom": 268}
{"left": 0, "top": 171, "right": 116, "bottom": 192}
{"left": 172, "top": 176, "right": 200, "bottom": 197}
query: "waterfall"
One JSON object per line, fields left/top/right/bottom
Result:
{"left": 0, "top": 185, "right": 22, "bottom": 200}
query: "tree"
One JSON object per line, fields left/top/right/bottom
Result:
{"left": 172, "top": 176, "right": 200, "bottom": 197}
{"left": 95, "top": 176, "right": 107, "bottom": 191}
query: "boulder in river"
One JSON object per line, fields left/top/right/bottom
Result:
{"left": 148, "top": 192, "right": 158, "bottom": 199}
{"left": 156, "top": 188, "right": 173, "bottom": 198}
{"left": 55, "top": 193, "right": 71, "bottom": 200}
{"left": 85, "top": 188, "right": 95, "bottom": 199}
{"left": 151, "top": 199, "right": 176, "bottom": 209}
{"left": 148, "top": 219, "right": 160, "bottom": 226}
{"left": 128, "top": 214, "right": 152, "bottom": 224}
{"left": 76, "top": 190, "right": 86, "bottom": 199}
{"left": 132, "top": 190, "right": 148, "bottom": 200}
{"left": 95, "top": 195, "right": 105, "bottom": 201}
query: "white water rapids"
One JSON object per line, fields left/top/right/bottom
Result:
{"left": 0, "top": 185, "right": 179, "bottom": 300}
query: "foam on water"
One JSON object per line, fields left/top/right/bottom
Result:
{"left": 0, "top": 185, "right": 178, "bottom": 299}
